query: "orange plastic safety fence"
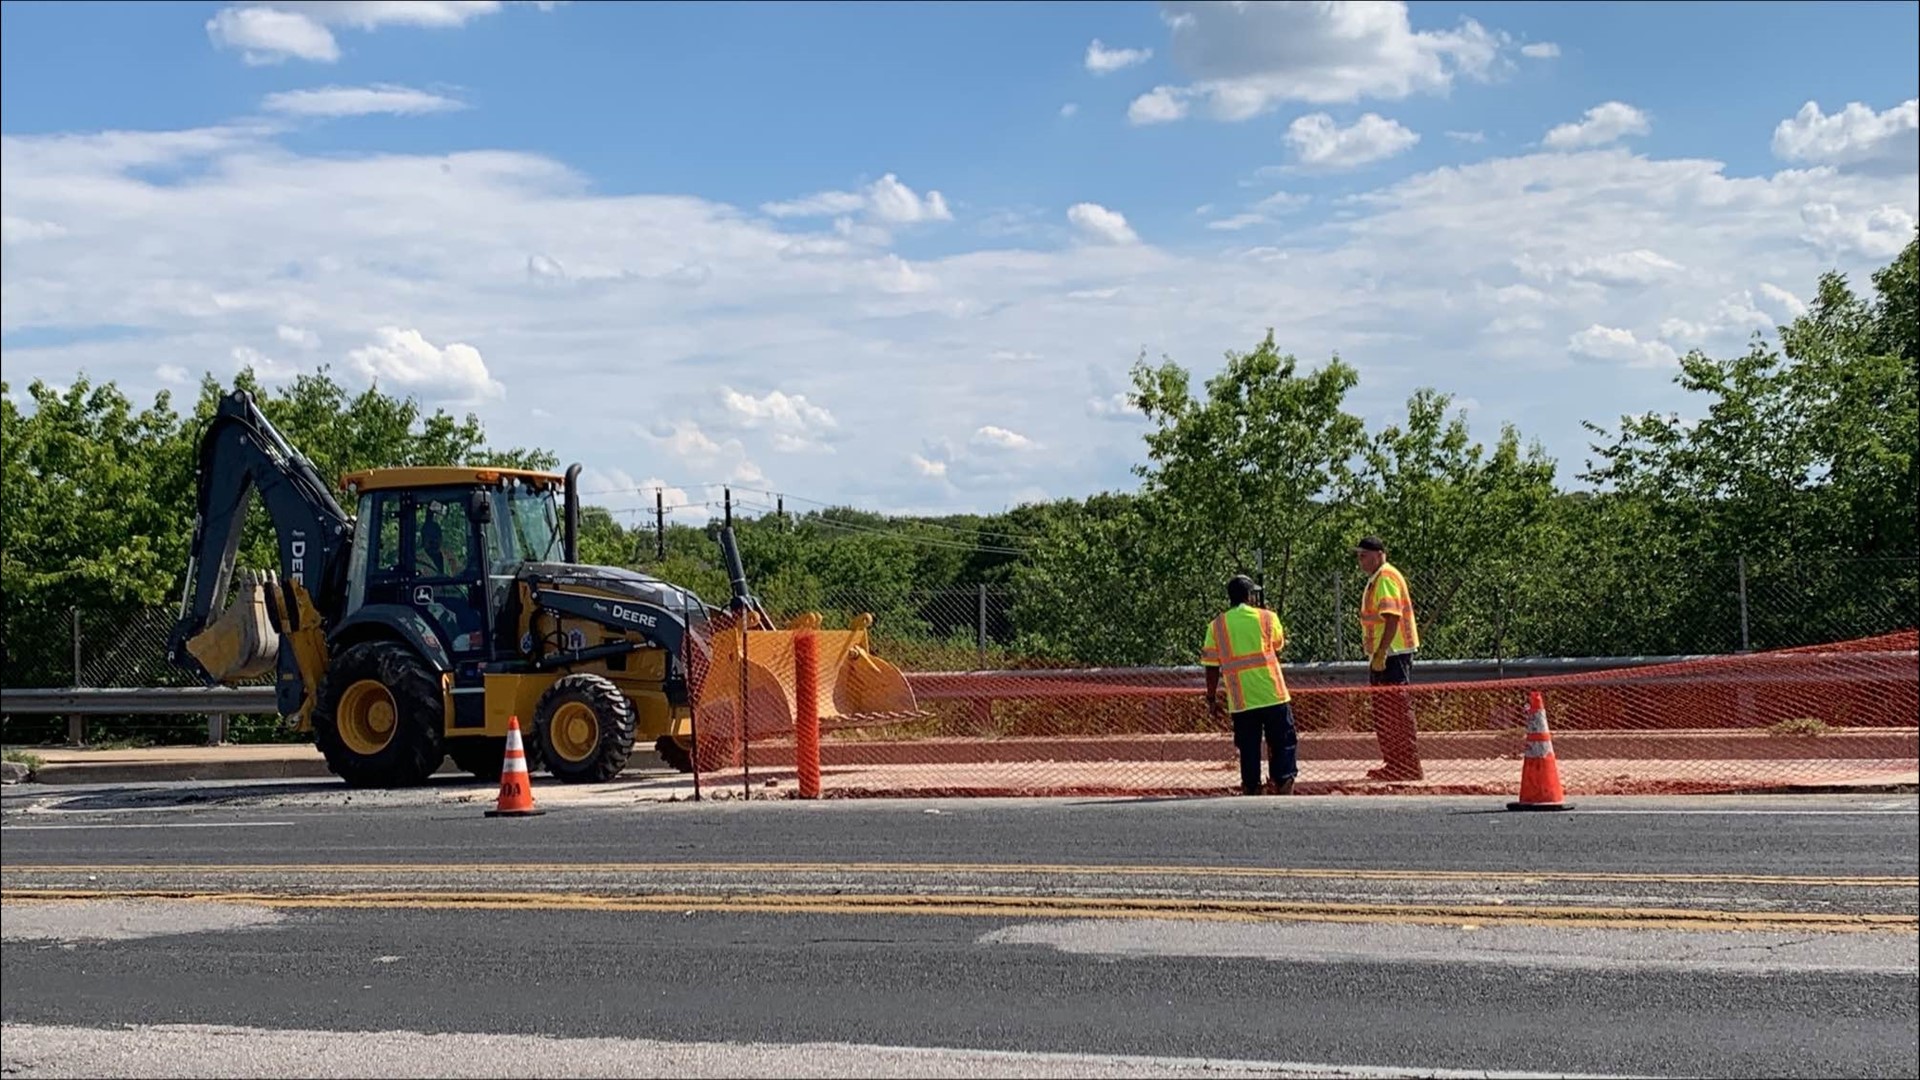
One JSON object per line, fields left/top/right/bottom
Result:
{"left": 686, "top": 630, "right": 1918, "bottom": 799}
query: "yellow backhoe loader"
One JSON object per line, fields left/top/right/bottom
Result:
{"left": 166, "top": 388, "right": 916, "bottom": 787}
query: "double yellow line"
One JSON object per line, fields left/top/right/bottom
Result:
{"left": 3, "top": 887, "right": 1914, "bottom": 933}
{"left": 3, "top": 858, "right": 1915, "bottom": 934}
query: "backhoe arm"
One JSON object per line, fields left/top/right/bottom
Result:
{"left": 165, "top": 390, "right": 352, "bottom": 719}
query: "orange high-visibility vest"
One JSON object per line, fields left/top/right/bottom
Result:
{"left": 1361, "top": 562, "right": 1420, "bottom": 655}
{"left": 1200, "top": 604, "right": 1290, "bottom": 712}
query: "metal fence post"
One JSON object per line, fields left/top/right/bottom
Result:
{"left": 67, "top": 607, "right": 86, "bottom": 747}
{"left": 977, "top": 584, "right": 988, "bottom": 669}
{"left": 1737, "top": 554, "right": 1752, "bottom": 653}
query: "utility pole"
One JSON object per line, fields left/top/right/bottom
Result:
{"left": 724, "top": 487, "right": 732, "bottom": 529}
{"left": 776, "top": 494, "right": 785, "bottom": 528}
{"left": 654, "top": 488, "right": 665, "bottom": 560}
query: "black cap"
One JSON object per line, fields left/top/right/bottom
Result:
{"left": 1355, "top": 535, "right": 1386, "bottom": 553}
{"left": 1226, "top": 574, "right": 1257, "bottom": 603}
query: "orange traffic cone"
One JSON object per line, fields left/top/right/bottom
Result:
{"left": 1506, "top": 691, "right": 1571, "bottom": 812}
{"left": 485, "top": 716, "right": 545, "bottom": 817}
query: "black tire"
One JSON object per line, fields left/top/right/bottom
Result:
{"left": 311, "top": 640, "right": 445, "bottom": 788}
{"left": 448, "top": 737, "right": 507, "bottom": 782}
{"left": 530, "top": 673, "right": 635, "bottom": 784}
{"left": 656, "top": 735, "right": 692, "bottom": 773}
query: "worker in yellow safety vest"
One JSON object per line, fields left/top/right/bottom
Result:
{"left": 1356, "top": 535, "right": 1423, "bottom": 781}
{"left": 1202, "top": 574, "right": 1298, "bottom": 796}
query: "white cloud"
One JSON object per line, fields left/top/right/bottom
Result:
{"left": 1568, "top": 325, "right": 1678, "bottom": 368}
{"left": 206, "top": 1, "right": 541, "bottom": 65}
{"left": 1771, "top": 99, "right": 1919, "bottom": 173}
{"left": 718, "top": 386, "right": 839, "bottom": 453}
{"left": 2, "top": 215, "right": 67, "bottom": 245}
{"left": 909, "top": 453, "right": 948, "bottom": 479}
{"left": 1145, "top": 0, "right": 1514, "bottom": 122}
{"left": 761, "top": 173, "right": 951, "bottom": 232}
{"left": 346, "top": 327, "right": 504, "bottom": 402}
{"left": 1067, "top": 202, "right": 1139, "bottom": 245}
{"left": 1205, "top": 191, "right": 1309, "bottom": 231}
{"left": 1520, "top": 42, "right": 1560, "bottom": 59}
{"left": 1285, "top": 113, "right": 1420, "bottom": 170}
{"left": 1086, "top": 391, "right": 1143, "bottom": 420}
{"left": 156, "top": 364, "right": 192, "bottom": 386}
{"left": 276, "top": 325, "right": 320, "bottom": 349}
{"left": 261, "top": 84, "right": 465, "bottom": 118}
{"left": 1086, "top": 39, "right": 1152, "bottom": 74}
{"left": 1519, "top": 249, "right": 1685, "bottom": 288}
{"left": 1127, "top": 87, "right": 1190, "bottom": 125}
{"left": 1757, "top": 282, "right": 1807, "bottom": 319}
{"left": 971, "top": 425, "right": 1039, "bottom": 452}
{"left": 230, "top": 344, "right": 304, "bottom": 381}
{"left": 1446, "top": 130, "right": 1486, "bottom": 144}
{"left": 1059, "top": 103, "right": 1080, "bottom": 119}
{"left": 1543, "top": 102, "right": 1650, "bottom": 150}
{"left": 1800, "top": 202, "right": 1918, "bottom": 260}
{"left": 3, "top": 112, "right": 1914, "bottom": 519}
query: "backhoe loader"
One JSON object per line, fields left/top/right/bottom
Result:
{"left": 165, "top": 388, "right": 916, "bottom": 787}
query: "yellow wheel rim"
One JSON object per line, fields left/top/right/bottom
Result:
{"left": 338, "top": 679, "right": 398, "bottom": 756}
{"left": 549, "top": 701, "right": 600, "bottom": 764}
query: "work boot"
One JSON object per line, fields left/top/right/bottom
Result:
{"left": 1268, "top": 777, "right": 1295, "bottom": 796}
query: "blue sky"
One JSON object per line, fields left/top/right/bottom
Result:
{"left": 3, "top": 1, "right": 1917, "bottom": 520}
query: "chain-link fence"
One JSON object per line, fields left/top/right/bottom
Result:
{"left": 4, "top": 557, "right": 1915, "bottom": 758}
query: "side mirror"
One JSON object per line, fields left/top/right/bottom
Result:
{"left": 469, "top": 490, "right": 493, "bottom": 524}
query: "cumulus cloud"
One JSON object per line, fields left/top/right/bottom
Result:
{"left": 1139, "top": 0, "right": 1514, "bottom": 122}
{"left": 1067, "top": 202, "right": 1139, "bottom": 245}
{"left": 761, "top": 173, "right": 952, "bottom": 236}
{"left": 205, "top": 1, "right": 546, "bottom": 65}
{"left": 1568, "top": 325, "right": 1678, "bottom": 368}
{"left": 1771, "top": 99, "right": 1919, "bottom": 174}
{"left": 2, "top": 215, "right": 67, "bottom": 245}
{"left": 1086, "top": 39, "right": 1151, "bottom": 74}
{"left": 717, "top": 386, "right": 839, "bottom": 453}
{"left": 1127, "top": 86, "right": 1191, "bottom": 125}
{"left": 1543, "top": 102, "right": 1650, "bottom": 150}
{"left": 1800, "top": 202, "right": 1918, "bottom": 260}
{"left": 1285, "top": 113, "right": 1420, "bottom": 170}
{"left": 1520, "top": 42, "right": 1560, "bottom": 59}
{"left": 261, "top": 84, "right": 465, "bottom": 117}
{"left": 276, "top": 324, "right": 320, "bottom": 349}
{"left": 3, "top": 109, "right": 1914, "bottom": 519}
{"left": 971, "top": 425, "right": 1039, "bottom": 451}
{"left": 347, "top": 327, "right": 504, "bottom": 402}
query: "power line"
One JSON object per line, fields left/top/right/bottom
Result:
{"left": 733, "top": 496, "right": 1027, "bottom": 556}
{"left": 728, "top": 485, "right": 1051, "bottom": 543}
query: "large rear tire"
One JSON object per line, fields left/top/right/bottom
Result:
{"left": 530, "top": 673, "right": 635, "bottom": 784}
{"left": 311, "top": 641, "right": 445, "bottom": 788}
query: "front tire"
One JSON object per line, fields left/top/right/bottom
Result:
{"left": 530, "top": 673, "right": 635, "bottom": 784}
{"left": 311, "top": 641, "right": 445, "bottom": 788}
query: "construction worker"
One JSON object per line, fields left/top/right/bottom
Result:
{"left": 1201, "top": 574, "right": 1297, "bottom": 796}
{"left": 1356, "top": 536, "right": 1423, "bottom": 781}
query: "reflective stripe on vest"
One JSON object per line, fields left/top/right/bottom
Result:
{"left": 1361, "top": 563, "right": 1420, "bottom": 655}
{"left": 1210, "top": 606, "right": 1288, "bottom": 712}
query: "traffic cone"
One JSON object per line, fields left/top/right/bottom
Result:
{"left": 485, "top": 716, "right": 544, "bottom": 817}
{"left": 1506, "top": 691, "right": 1571, "bottom": 812}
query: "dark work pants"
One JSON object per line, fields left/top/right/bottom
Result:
{"left": 1233, "top": 702, "right": 1298, "bottom": 794}
{"left": 1369, "top": 653, "right": 1423, "bottom": 779}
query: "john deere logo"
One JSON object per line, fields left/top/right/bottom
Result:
{"left": 413, "top": 586, "right": 432, "bottom": 606}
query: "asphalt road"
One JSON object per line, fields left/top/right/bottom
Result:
{"left": 3, "top": 783, "right": 1917, "bottom": 1079}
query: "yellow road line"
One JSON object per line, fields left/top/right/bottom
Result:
{"left": 4, "top": 887, "right": 1914, "bottom": 934}
{"left": 3, "top": 861, "right": 1913, "bottom": 888}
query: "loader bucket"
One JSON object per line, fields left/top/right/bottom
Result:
{"left": 691, "top": 613, "right": 918, "bottom": 744}
{"left": 184, "top": 569, "right": 280, "bottom": 682}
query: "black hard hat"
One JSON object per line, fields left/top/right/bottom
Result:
{"left": 1355, "top": 535, "right": 1387, "bottom": 552}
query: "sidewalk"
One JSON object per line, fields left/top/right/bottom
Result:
{"left": 4, "top": 737, "right": 1915, "bottom": 795}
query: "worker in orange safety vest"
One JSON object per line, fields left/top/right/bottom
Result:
{"left": 1356, "top": 535, "right": 1423, "bottom": 781}
{"left": 1202, "top": 574, "right": 1297, "bottom": 796}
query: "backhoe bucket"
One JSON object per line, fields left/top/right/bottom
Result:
{"left": 691, "top": 613, "right": 918, "bottom": 748}
{"left": 183, "top": 569, "right": 280, "bottom": 682}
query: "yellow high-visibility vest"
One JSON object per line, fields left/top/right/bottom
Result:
{"left": 1361, "top": 562, "right": 1420, "bottom": 655}
{"left": 1200, "top": 604, "right": 1290, "bottom": 712}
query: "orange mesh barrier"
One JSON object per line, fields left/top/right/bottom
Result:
{"left": 683, "top": 630, "right": 1918, "bottom": 798}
